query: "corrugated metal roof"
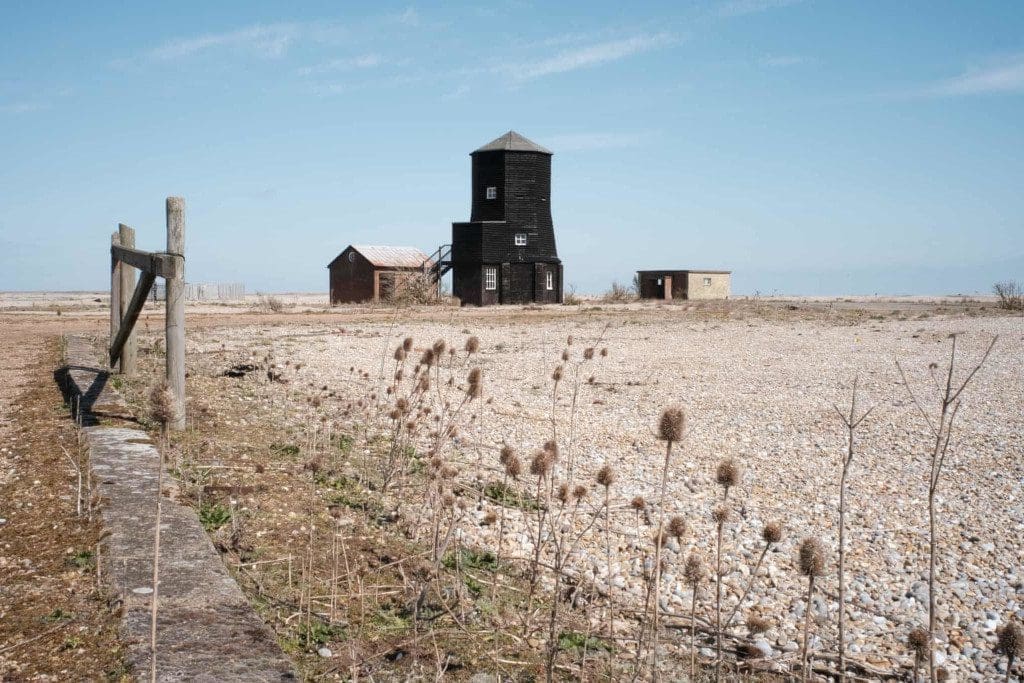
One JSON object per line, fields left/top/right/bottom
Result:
{"left": 351, "top": 245, "right": 432, "bottom": 268}
{"left": 473, "top": 131, "right": 552, "bottom": 155}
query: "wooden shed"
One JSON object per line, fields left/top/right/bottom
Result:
{"left": 636, "top": 269, "right": 731, "bottom": 301}
{"left": 328, "top": 245, "right": 434, "bottom": 305}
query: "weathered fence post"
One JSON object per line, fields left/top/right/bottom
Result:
{"left": 110, "top": 232, "right": 121, "bottom": 366}
{"left": 118, "top": 224, "right": 138, "bottom": 376}
{"left": 165, "top": 197, "right": 186, "bottom": 431}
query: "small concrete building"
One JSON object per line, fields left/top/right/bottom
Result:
{"left": 636, "top": 269, "right": 731, "bottom": 301}
{"left": 328, "top": 245, "right": 434, "bottom": 305}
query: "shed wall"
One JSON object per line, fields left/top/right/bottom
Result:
{"left": 330, "top": 248, "right": 375, "bottom": 305}
{"left": 685, "top": 272, "right": 731, "bottom": 300}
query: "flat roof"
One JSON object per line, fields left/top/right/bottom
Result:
{"left": 636, "top": 269, "right": 732, "bottom": 275}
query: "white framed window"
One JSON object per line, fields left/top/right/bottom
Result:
{"left": 514, "top": 233, "right": 527, "bottom": 246}
{"left": 703, "top": 277, "right": 712, "bottom": 287}
{"left": 545, "top": 271, "right": 554, "bottom": 290}
{"left": 484, "top": 266, "right": 497, "bottom": 291}
{"left": 486, "top": 186, "right": 497, "bottom": 200}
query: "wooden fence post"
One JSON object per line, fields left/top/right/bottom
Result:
{"left": 165, "top": 197, "right": 186, "bottom": 431}
{"left": 110, "top": 232, "right": 121, "bottom": 368}
{"left": 118, "top": 224, "right": 137, "bottom": 376}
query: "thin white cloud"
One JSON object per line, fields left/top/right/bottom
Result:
{"left": 394, "top": 7, "right": 420, "bottom": 26}
{"left": 927, "top": 54, "right": 1024, "bottom": 96}
{"left": 0, "top": 101, "right": 48, "bottom": 114}
{"left": 544, "top": 132, "right": 652, "bottom": 152}
{"left": 297, "top": 54, "right": 384, "bottom": 77}
{"left": 499, "top": 33, "right": 675, "bottom": 81}
{"left": 442, "top": 84, "right": 471, "bottom": 100}
{"left": 717, "top": 0, "right": 804, "bottom": 18}
{"left": 761, "top": 54, "right": 808, "bottom": 68}
{"left": 149, "top": 22, "right": 301, "bottom": 60}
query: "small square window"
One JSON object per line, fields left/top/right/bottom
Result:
{"left": 703, "top": 277, "right": 712, "bottom": 286}
{"left": 486, "top": 186, "right": 497, "bottom": 200}
{"left": 514, "top": 233, "right": 527, "bottom": 246}
{"left": 545, "top": 271, "right": 554, "bottom": 290}
{"left": 484, "top": 266, "right": 497, "bottom": 291}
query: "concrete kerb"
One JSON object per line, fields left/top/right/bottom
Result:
{"left": 58, "top": 334, "right": 295, "bottom": 682}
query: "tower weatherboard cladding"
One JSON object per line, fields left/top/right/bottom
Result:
{"left": 451, "top": 131, "right": 563, "bottom": 306}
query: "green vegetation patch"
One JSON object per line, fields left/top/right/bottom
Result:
{"left": 484, "top": 480, "right": 541, "bottom": 511}
{"left": 443, "top": 548, "right": 498, "bottom": 572}
{"left": 558, "top": 631, "right": 612, "bottom": 653}
{"left": 199, "top": 502, "right": 232, "bottom": 532}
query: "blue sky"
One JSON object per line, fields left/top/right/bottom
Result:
{"left": 1, "top": 0, "right": 1022, "bottom": 295}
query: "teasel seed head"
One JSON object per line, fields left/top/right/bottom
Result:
{"left": 499, "top": 444, "right": 515, "bottom": 467}
{"left": 600, "top": 347, "right": 608, "bottom": 357}
{"left": 907, "top": 627, "right": 929, "bottom": 661}
{"left": 561, "top": 349, "right": 570, "bottom": 361}
{"left": 683, "top": 553, "right": 704, "bottom": 586}
{"left": 403, "top": 337, "right": 414, "bottom": 352}
{"left": 388, "top": 408, "right": 401, "bottom": 421}
{"left": 583, "top": 347, "right": 595, "bottom": 360}
{"left": 667, "top": 515, "right": 687, "bottom": 540}
{"left": 763, "top": 520, "right": 784, "bottom": 545}
{"left": 657, "top": 405, "right": 686, "bottom": 443}
{"left": 716, "top": 458, "right": 740, "bottom": 491}
{"left": 432, "top": 339, "right": 446, "bottom": 356}
{"left": 417, "top": 374, "right": 430, "bottom": 392}
{"left": 442, "top": 492, "right": 456, "bottom": 508}
{"left": 596, "top": 463, "right": 615, "bottom": 488}
{"left": 572, "top": 484, "right": 588, "bottom": 502}
{"left": 630, "top": 495, "right": 647, "bottom": 511}
{"left": 505, "top": 454, "right": 523, "bottom": 479}
{"left": 737, "top": 643, "right": 764, "bottom": 660}
{"left": 148, "top": 382, "right": 176, "bottom": 427}
{"left": 543, "top": 439, "right": 560, "bottom": 459}
{"left": 557, "top": 483, "right": 570, "bottom": 505}
{"left": 552, "top": 364, "right": 564, "bottom": 383}
{"left": 530, "top": 449, "right": 554, "bottom": 478}
{"left": 466, "top": 367, "right": 483, "bottom": 400}
{"left": 996, "top": 620, "right": 1023, "bottom": 659}
{"left": 465, "top": 336, "right": 480, "bottom": 354}
{"left": 712, "top": 504, "right": 731, "bottom": 525}
{"left": 566, "top": 335, "right": 573, "bottom": 346}
{"left": 798, "top": 537, "right": 826, "bottom": 577}
{"left": 394, "top": 346, "right": 406, "bottom": 361}
{"left": 746, "top": 614, "right": 771, "bottom": 635}
{"left": 396, "top": 397, "right": 409, "bottom": 413}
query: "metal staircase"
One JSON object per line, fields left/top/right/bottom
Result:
{"left": 423, "top": 243, "right": 452, "bottom": 282}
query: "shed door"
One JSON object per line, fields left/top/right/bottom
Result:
{"left": 505, "top": 263, "right": 534, "bottom": 304}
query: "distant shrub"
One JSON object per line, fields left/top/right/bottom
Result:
{"left": 256, "top": 293, "right": 286, "bottom": 313}
{"left": 382, "top": 272, "right": 442, "bottom": 306}
{"left": 562, "top": 285, "right": 581, "bottom": 306}
{"left": 602, "top": 281, "right": 635, "bottom": 303}
{"left": 993, "top": 281, "right": 1023, "bottom": 311}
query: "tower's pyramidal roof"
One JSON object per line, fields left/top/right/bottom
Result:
{"left": 472, "top": 130, "right": 552, "bottom": 155}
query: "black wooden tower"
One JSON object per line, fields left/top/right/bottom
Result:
{"left": 449, "top": 131, "right": 563, "bottom": 306}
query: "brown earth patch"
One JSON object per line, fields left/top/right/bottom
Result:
{"left": 0, "top": 337, "right": 127, "bottom": 680}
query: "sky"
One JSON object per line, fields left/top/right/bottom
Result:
{"left": 1, "top": 1, "right": 1022, "bottom": 296}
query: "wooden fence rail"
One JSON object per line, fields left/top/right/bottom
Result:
{"left": 109, "top": 196, "right": 186, "bottom": 431}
